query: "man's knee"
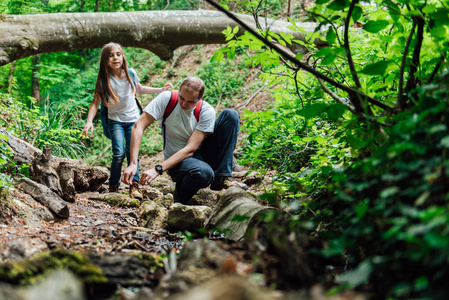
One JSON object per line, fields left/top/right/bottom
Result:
{"left": 221, "top": 108, "right": 239, "bottom": 124}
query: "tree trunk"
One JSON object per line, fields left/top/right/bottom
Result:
{"left": 7, "top": 61, "right": 16, "bottom": 93}
{"left": 0, "top": 10, "right": 322, "bottom": 66}
{"left": 31, "top": 54, "right": 41, "bottom": 103}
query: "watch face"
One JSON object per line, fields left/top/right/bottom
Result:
{"left": 155, "top": 164, "right": 163, "bottom": 174}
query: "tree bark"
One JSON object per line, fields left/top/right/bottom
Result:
{"left": 0, "top": 10, "right": 321, "bottom": 66}
{"left": 31, "top": 54, "right": 41, "bottom": 103}
{"left": 7, "top": 61, "right": 16, "bottom": 93}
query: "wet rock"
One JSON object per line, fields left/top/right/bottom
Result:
{"left": 167, "top": 203, "right": 212, "bottom": 232}
{"left": 139, "top": 201, "right": 168, "bottom": 230}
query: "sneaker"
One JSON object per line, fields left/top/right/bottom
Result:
{"left": 109, "top": 184, "right": 119, "bottom": 193}
{"left": 129, "top": 181, "right": 143, "bottom": 200}
{"left": 210, "top": 176, "right": 248, "bottom": 191}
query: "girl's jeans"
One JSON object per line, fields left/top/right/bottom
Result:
{"left": 168, "top": 109, "right": 239, "bottom": 203}
{"left": 109, "top": 120, "right": 140, "bottom": 186}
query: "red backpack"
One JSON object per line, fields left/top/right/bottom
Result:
{"left": 162, "top": 90, "right": 203, "bottom": 147}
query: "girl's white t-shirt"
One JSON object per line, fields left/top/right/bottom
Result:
{"left": 107, "top": 68, "right": 140, "bottom": 123}
{"left": 144, "top": 91, "right": 215, "bottom": 159}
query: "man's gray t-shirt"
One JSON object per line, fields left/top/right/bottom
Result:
{"left": 144, "top": 91, "right": 215, "bottom": 159}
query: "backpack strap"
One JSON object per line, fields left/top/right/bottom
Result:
{"left": 127, "top": 68, "right": 143, "bottom": 114}
{"left": 194, "top": 100, "right": 203, "bottom": 122}
{"left": 162, "top": 90, "right": 179, "bottom": 148}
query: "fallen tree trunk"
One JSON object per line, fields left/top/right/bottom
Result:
{"left": 205, "top": 186, "right": 275, "bottom": 241}
{"left": 17, "top": 178, "right": 70, "bottom": 219}
{"left": 0, "top": 10, "right": 324, "bottom": 66}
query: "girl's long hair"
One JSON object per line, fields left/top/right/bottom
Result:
{"left": 94, "top": 42, "right": 136, "bottom": 107}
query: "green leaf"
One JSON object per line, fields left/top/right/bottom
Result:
{"left": 326, "top": 28, "right": 337, "bottom": 45}
{"left": 326, "top": 103, "right": 347, "bottom": 121}
{"left": 360, "top": 60, "right": 391, "bottom": 76}
{"left": 297, "top": 103, "right": 328, "bottom": 118}
{"left": 351, "top": 5, "right": 363, "bottom": 23}
{"left": 327, "top": 0, "right": 350, "bottom": 11}
{"left": 315, "top": 136, "right": 328, "bottom": 145}
{"left": 363, "top": 20, "right": 390, "bottom": 33}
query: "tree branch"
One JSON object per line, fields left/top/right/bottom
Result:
{"left": 397, "top": 22, "right": 416, "bottom": 110}
{"left": 344, "top": 0, "right": 361, "bottom": 89}
{"left": 204, "top": 0, "right": 393, "bottom": 112}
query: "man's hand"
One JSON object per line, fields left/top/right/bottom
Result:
{"left": 122, "top": 164, "right": 138, "bottom": 185}
{"left": 140, "top": 168, "right": 159, "bottom": 185}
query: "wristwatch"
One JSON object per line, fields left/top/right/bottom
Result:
{"left": 155, "top": 164, "right": 163, "bottom": 175}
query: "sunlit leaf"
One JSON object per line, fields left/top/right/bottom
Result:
{"left": 363, "top": 20, "right": 390, "bottom": 33}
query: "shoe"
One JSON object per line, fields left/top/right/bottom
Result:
{"left": 210, "top": 176, "right": 231, "bottom": 191}
{"left": 109, "top": 184, "right": 119, "bottom": 193}
{"left": 129, "top": 181, "right": 143, "bottom": 200}
{"left": 210, "top": 176, "right": 248, "bottom": 191}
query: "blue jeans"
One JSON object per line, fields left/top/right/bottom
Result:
{"left": 109, "top": 119, "right": 140, "bottom": 186}
{"left": 168, "top": 109, "right": 239, "bottom": 203}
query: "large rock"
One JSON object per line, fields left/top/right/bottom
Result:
{"left": 139, "top": 201, "right": 168, "bottom": 230}
{"left": 167, "top": 203, "right": 212, "bottom": 232}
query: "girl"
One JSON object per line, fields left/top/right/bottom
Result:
{"left": 82, "top": 42, "right": 172, "bottom": 200}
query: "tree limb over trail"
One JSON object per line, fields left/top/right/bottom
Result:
{"left": 0, "top": 10, "right": 323, "bottom": 66}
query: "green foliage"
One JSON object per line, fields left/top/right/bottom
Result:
{"left": 0, "top": 92, "right": 86, "bottom": 159}
{"left": 197, "top": 60, "right": 247, "bottom": 107}
{"left": 309, "top": 76, "right": 449, "bottom": 299}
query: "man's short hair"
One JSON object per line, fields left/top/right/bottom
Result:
{"left": 180, "top": 77, "right": 205, "bottom": 100}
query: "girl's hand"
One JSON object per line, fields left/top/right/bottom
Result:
{"left": 82, "top": 122, "right": 93, "bottom": 138}
{"left": 162, "top": 83, "right": 173, "bottom": 91}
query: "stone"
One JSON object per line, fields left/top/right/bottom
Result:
{"left": 167, "top": 203, "right": 212, "bottom": 232}
{"left": 139, "top": 201, "right": 168, "bottom": 230}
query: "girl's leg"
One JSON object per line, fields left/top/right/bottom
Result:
{"left": 125, "top": 122, "right": 140, "bottom": 182}
{"left": 168, "top": 157, "right": 214, "bottom": 204}
{"left": 109, "top": 120, "right": 126, "bottom": 187}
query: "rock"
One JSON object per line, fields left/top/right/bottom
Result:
{"left": 10, "top": 190, "right": 54, "bottom": 224}
{"left": 242, "top": 172, "right": 263, "bottom": 186}
{"left": 142, "top": 187, "right": 163, "bottom": 201}
{"left": 154, "top": 194, "right": 174, "bottom": 209}
{"left": 167, "top": 203, "right": 212, "bottom": 232}
{"left": 167, "top": 274, "right": 275, "bottom": 300}
{"left": 21, "top": 269, "right": 85, "bottom": 300}
{"left": 0, "top": 238, "right": 49, "bottom": 262}
{"left": 139, "top": 201, "right": 168, "bottom": 230}
{"left": 188, "top": 189, "right": 217, "bottom": 207}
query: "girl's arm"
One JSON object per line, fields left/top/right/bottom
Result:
{"left": 136, "top": 82, "right": 173, "bottom": 95}
{"left": 82, "top": 97, "right": 101, "bottom": 138}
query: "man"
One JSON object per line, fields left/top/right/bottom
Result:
{"left": 122, "top": 76, "right": 240, "bottom": 204}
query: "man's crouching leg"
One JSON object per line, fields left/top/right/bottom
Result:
{"left": 169, "top": 157, "right": 214, "bottom": 204}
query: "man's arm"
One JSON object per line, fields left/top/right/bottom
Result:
{"left": 139, "top": 129, "right": 209, "bottom": 185}
{"left": 122, "top": 112, "right": 155, "bottom": 185}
